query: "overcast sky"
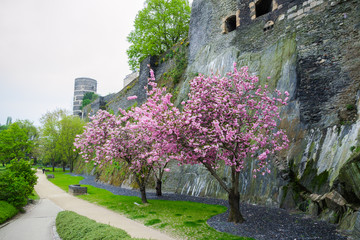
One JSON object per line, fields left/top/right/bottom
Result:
{"left": 0, "top": 0, "right": 153, "bottom": 126}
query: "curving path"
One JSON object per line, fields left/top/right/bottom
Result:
{"left": 0, "top": 199, "right": 62, "bottom": 240}
{"left": 1, "top": 170, "right": 175, "bottom": 240}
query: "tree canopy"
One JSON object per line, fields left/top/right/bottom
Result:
{"left": 39, "top": 109, "right": 85, "bottom": 172}
{"left": 127, "top": 0, "right": 191, "bottom": 70}
{"left": 0, "top": 122, "right": 35, "bottom": 166}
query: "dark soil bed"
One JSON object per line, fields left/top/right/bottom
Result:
{"left": 73, "top": 174, "right": 347, "bottom": 240}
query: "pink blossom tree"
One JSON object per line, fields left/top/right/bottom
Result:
{"left": 171, "top": 64, "right": 289, "bottom": 223}
{"left": 75, "top": 69, "right": 179, "bottom": 203}
{"left": 120, "top": 69, "right": 180, "bottom": 198}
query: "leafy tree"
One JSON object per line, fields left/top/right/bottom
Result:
{"left": 170, "top": 64, "right": 289, "bottom": 223}
{"left": 39, "top": 109, "right": 85, "bottom": 172}
{"left": 0, "top": 123, "right": 33, "bottom": 166}
{"left": 57, "top": 115, "right": 85, "bottom": 172}
{"left": 81, "top": 92, "right": 98, "bottom": 109}
{"left": 127, "top": 0, "right": 191, "bottom": 70}
{"left": 16, "top": 120, "right": 39, "bottom": 163}
{"left": 0, "top": 125, "right": 8, "bottom": 132}
{"left": 39, "top": 109, "right": 67, "bottom": 171}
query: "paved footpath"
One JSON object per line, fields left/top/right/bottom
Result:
{"left": 0, "top": 198, "right": 62, "bottom": 240}
{"left": 0, "top": 170, "right": 175, "bottom": 240}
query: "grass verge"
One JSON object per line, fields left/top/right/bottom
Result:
{"left": 0, "top": 201, "right": 18, "bottom": 224}
{"left": 56, "top": 211, "right": 144, "bottom": 240}
{"left": 48, "top": 170, "right": 253, "bottom": 240}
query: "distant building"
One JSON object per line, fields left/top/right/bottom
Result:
{"left": 123, "top": 71, "right": 139, "bottom": 88}
{"left": 73, "top": 77, "right": 97, "bottom": 117}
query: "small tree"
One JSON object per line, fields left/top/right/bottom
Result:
{"left": 75, "top": 70, "right": 178, "bottom": 202}
{"left": 127, "top": 0, "right": 191, "bottom": 70}
{"left": 57, "top": 116, "right": 85, "bottom": 172}
{"left": 39, "top": 109, "right": 67, "bottom": 171}
{"left": 171, "top": 64, "right": 289, "bottom": 223}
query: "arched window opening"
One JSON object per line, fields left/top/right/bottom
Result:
{"left": 256, "top": 0, "right": 272, "bottom": 18}
{"left": 225, "top": 15, "right": 237, "bottom": 33}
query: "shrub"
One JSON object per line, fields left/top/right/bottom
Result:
{"left": 0, "top": 200, "right": 18, "bottom": 224}
{"left": 0, "top": 159, "right": 37, "bottom": 208}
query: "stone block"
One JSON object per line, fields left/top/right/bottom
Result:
{"left": 47, "top": 174, "right": 54, "bottom": 179}
{"left": 278, "top": 14, "right": 285, "bottom": 21}
{"left": 69, "top": 184, "right": 87, "bottom": 196}
{"left": 295, "top": 14, "right": 305, "bottom": 21}
{"left": 288, "top": 12, "right": 297, "bottom": 19}
{"left": 287, "top": 5, "right": 297, "bottom": 14}
{"left": 324, "top": 190, "right": 347, "bottom": 211}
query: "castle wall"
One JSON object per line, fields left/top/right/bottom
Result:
{"left": 164, "top": 0, "right": 360, "bottom": 227}
{"left": 78, "top": 0, "right": 360, "bottom": 232}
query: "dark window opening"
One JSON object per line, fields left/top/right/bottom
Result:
{"left": 263, "top": 21, "right": 274, "bottom": 32}
{"left": 225, "top": 15, "right": 237, "bottom": 33}
{"left": 256, "top": 0, "right": 272, "bottom": 18}
{"left": 263, "top": 25, "right": 273, "bottom": 32}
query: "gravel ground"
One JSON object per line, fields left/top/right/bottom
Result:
{"left": 73, "top": 174, "right": 347, "bottom": 240}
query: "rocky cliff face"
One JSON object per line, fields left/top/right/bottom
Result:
{"left": 161, "top": 0, "right": 360, "bottom": 234}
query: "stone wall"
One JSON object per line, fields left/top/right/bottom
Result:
{"left": 160, "top": 0, "right": 360, "bottom": 232}
{"left": 78, "top": 0, "right": 360, "bottom": 234}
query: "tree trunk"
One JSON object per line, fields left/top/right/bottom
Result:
{"left": 70, "top": 160, "right": 73, "bottom": 173}
{"left": 139, "top": 185, "right": 148, "bottom": 203}
{"left": 228, "top": 189, "right": 245, "bottom": 223}
{"left": 202, "top": 161, "right": 246, "bottom": 223}
{"left": 133, "top": 172, "right": 149, "bottom": 204}
{"left": 62, "top": 161, "right": 65, "bottom": 172}
{"left": 155, "top": 179, "right": 162, "bottom": 196}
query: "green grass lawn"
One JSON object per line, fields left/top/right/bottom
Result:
{"left": 56, "top": 211, "right": 145, "bottom": 240}
{"left": 47, "top": 170, "right": 253, "bottom": 240}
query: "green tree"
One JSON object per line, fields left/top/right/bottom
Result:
{"left": 39, "top": 109, "right": 85, "bottom": 172}
{"left": 0, "top": 123, "right": 33, "bottom": 166}
{"left": 127, "top": 0, "right": 191, "bottom": 70}
{"left": 16, "top": 120, "right": 39, "bottom": 163}
{"left": 39, "top": 109, "right": 67, "bottom": 171}
{"left": 57, "top": 115, "right": 85, "bottom": 172}
{"left": 81, "top": 92, "right": 98, "bottom": 109}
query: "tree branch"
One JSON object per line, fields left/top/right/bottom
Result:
{"left": 201, "top": 160, "right": 230, "bottom": 194}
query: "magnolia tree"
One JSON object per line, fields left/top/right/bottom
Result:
{"left": 75, "top": 69, "right": 179, "bottom": 202}
{"left": 170, "top": 64, "right": 289, "bottom": 223}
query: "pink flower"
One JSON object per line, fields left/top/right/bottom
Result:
{"left": 127, "top": 95, "right": 138, "bottom": 100}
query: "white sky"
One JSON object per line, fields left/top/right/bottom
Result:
{"left": 0, "top": 0, "right": 148, "bottom": 126}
